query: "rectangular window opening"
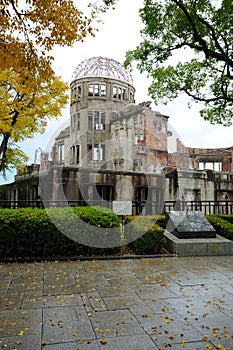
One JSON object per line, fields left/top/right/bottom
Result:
{"left": 70, "top": 146, "right": 75, "bottom": 165}
{"left": 101, "top": 84, "right": 106, "bottom": 97}
{"left": 88, "top": 111, "right": 93, "bottom": 130}
{"left": 94, "top": 84, "right": 100, "bottom": 96}
{"left": 76, "top": 145, "right": 80, "bottom": 164}
{"left": 77, "top": 113, "right": 80, "bottom": 130}
{"left": 78, "top": 86, "right": 82, "bottom": 98}
{"left": 58, "top": 144, "right": 65, "bottom": 163}
{"left": 113, "top": 86, "right": 117, "bottom": 98}
{"left": 87, "top": 144, "right": 92, "bottom": 161}
{"left": 95, "top": 111, "right": 99, "bottom": 130}
{"left": 88, "top": 84, "right": 94, "bottom": 96}
{"left": 93, "top": 144, "right": 105, "bottom": 162}
{"left": 100, "top": 112, "right": 106, "bottom": 130}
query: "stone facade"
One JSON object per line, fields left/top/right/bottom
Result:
{"left": 1, "top": 57, "right": 233, "bottom": 211}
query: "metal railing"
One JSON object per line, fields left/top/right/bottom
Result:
{"left": 163, "top": 200, "right": 233, "bottom": 215}
{"left": 0, "top": 199, "right": 232, "bottom": 215}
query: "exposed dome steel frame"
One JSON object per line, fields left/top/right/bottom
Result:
{"left": 72, "top": 56, "right": 133, "bottom": 85}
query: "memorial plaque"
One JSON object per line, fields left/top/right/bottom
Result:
{"left": 113, "top": 201, "right": 132, "bottom": 216}
{"left": 166, "top": 211, "right": 216, "bottom": 239}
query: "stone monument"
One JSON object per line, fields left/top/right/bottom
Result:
{"left": 166, "top": 211, "right": 216, "bottom": 238}
{"left": 165, "top": 211, "right": 233, "bottom": 256}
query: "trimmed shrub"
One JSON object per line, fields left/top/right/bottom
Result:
{"left": 206, "top": 215, "right": 233, "bottom": 241}
{"left": 124, "top": 215, "right": 166, "bottom": 226}
{"left": 0, "top": 207, "right": 121, "bottom": 259}
{"left": 216, "top": 214, "right": 233, "bottom": 225}
{"left": 47, "top": 206, "right": 121, "bottom": 251}
{"left": 124, "top": 215, "right": 166, "bottom": 254}
{"left": 155, "top": 214, "right": 166, "bottom": 228}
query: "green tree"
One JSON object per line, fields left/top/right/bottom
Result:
{"left": 125, "top": 0, "right": 233, "bottom": 126}
{"left": 88, "top": 0, "right": 117, "bottom": 19}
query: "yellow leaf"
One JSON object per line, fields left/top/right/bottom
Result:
{"left": 206, "top": 345, "right": 214, "bottom": 350}
{"left": 18, "top": 331, "right": 24, "bottom": 336}
{"left": 21, "top": 310, "right": 28, "bottom": 315}
{"left": 100, "top": 338, "right": 108, "bottom": 345}
{"left": 77, "top": 339, "right": 83, "bottom": 344}
{"left": 202, "top": 336, "right": 210, "bottom": 342}
{"left": 3, "top": 321, "right": 14, "bottom": 326}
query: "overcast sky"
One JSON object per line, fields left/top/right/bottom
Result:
{"left": 1, "top": 0, "right": 233, "bottom": 184}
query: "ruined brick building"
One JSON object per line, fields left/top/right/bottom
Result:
{"left": 1, "top": 57, "right": 233, "bottom": 213}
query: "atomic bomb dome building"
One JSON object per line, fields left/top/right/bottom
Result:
{"left": 1, "top": 57, "right": 233, "bottom": 213}
{"left": 54, "top": 57, "right": 169, "bottom": 173}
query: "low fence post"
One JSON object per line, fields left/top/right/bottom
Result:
{"left": 225, "top": 195, "right": 229, "bottom": 215}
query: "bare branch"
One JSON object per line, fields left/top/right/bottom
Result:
{"left": 172, "top": 0, "right": 233, "bottom": 69}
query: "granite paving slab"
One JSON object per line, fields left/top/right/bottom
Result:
{"left": 82, "top": 291, "right": 107, "bottom": 312}
{"left": 42, "top": 305, "right": 95, "bottom": 345}
{"left": 131, "top": 283, "right": 178, "bottom": 300}
{"left": 102, "top": 294, "right": 149, "bottom": 312}
{"left": 136, "top": 311, "right": 204, "bottom": 347}
{"left": 21, "top": 292, "right": 83, "bottom": 309}
{"left": 76, "top": 272, "right": 111, "bottom": 288}
{"left": 0, "top": 309, "right": 42, "bottom": 337}
{"left": 43, "top": 340, "right": 101, "bottom": 349}
{"left": 96, "top": 285, "right": 135, "bottom": 298}
{"left": 96, "top": 334, "right": 159, "bottom": 349}
{"left": 90, "top": 309, "right": 145, "bottom": 338}
{"left": 0, "top": 335, "right": 42, "bottom": 350}
{"left": 1, "top": 256, "right": 233, "bottom": 349}
{"left": 106, "top": 273, "right": 143, "bottom": 286}
{"left": 7, "top": 280, "right": 44, "bottom": 294}
{"left": 0, "top": 292, "right": 23, "bottom": 310}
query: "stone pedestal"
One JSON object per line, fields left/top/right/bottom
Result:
{"left": 165, "top": 211, "right": 233, "bottom": 256}
{"left": 165, "top": 231, "right": 233, "bottom": 256}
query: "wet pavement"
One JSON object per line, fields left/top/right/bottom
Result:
{"left": 1, "top": 256, "right": 233, "bottom": 349}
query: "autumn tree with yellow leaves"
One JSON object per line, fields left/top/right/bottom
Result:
{"left": 0, "top": 0, "right": 96, "bottom": 176}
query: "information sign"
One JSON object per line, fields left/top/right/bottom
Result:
{"left": 112, "top": 201, "right": 132, "bottom": 216}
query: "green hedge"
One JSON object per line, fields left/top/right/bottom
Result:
{"left": 206, "top": 215, "right": 233, "bottom": 241}
{"left": 124, "top": 215, "right": 166, "bottom": 254}
{"left": 0, "top": 208, "right": 167, "bottom": 259}
{"left": 215, "top": 214, "right": 233, "bottom": 225}
{"left": 155, "top": 214, "right": 166, "bottom": 228}
{"left": 0, "top": 207, "right": 121, "bottom": 259}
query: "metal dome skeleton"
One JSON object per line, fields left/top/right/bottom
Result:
{"left": 72, "top": 57, "right": 133, "bottom": 85}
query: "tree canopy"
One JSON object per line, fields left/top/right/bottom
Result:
{"left": 0, "top": 0, "right": 95, "bottom": 176}
{"left": 88, "top": 0, "right": 117, "bottom": 16}
{"left": 124, "top": 0, "right": 233, "bottom": 126}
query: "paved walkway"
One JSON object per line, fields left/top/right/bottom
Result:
{"left": 1, "top": 256, "right": 233, "bottom": 350}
